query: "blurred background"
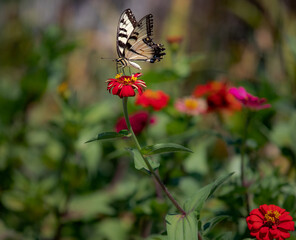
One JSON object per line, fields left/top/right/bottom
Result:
{"left": 1, "top": 0, "right": 296, "bottom": 239}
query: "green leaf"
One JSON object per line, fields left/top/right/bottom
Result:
{"left": 92, "top": 219, "right": 129, "bottom": 240}
{"left": 141, "top": 143, "right": 193, "bottom": 156}
{"left": 85, "top": 130, "right": 130, "bottom": 143}
{"left": 128, "top": 148, "right": 160, "bottom": 174}
{"left": 67, "top": 191, "right": 114, "bottom": 220}
{"left": 203, "top": 215, "right": 229, "bottom": 235}
{"left": 166, "top": 212, "right": 198, "bottom": 240}
{"left": 183, "top": 172, "right": 234, "bottom": 213}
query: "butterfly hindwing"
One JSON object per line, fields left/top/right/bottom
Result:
{"left": 126, "top": 13, "right": 153, "bottom": 48}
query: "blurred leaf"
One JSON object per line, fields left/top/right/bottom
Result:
{"left": 166, "top": 120, "right": 188, "bottom": 135}
{"left": 85, "top": 130, "right": 130, "bottom": 143}
{"left": 174, "top": 54, "right": 204, "bottom": 78}
{"left": 93, "top": 218, "right": 130, "bottom": 240}
{"left": 283, "top": 195, "right": 296, "bottom": 211}
{"left": 185, "top": 139, "right": 211, "bottom": 175}
{"left": 67, "top": 191, "right": 115, "bottom": 220}
{"left": 141, "top": 143, "right": 192, "bottom": 156}
{"left": 166, "top": 212, "right": 198, "bottom": 240}
{"left": 128, "top": 148, "right": 160, "bottom": 174}
{"left": 2, "top": 192, "right": 24, "bottom": 212}
{"left": 183, "top": 173, "right": 234, "bottom": 213}
{"left": 203, "top": 215, "right": 229, "bottom": 235}
{"left": 227, "top": 1, "right": 261, "bottom": 27}
{"left": 143, "top": 69, "right": 179, "bottom": 83}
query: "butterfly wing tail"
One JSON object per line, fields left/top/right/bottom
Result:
{"left": 142, "top": 37, "right": 166, "bottom": 63}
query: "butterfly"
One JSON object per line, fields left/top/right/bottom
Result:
{"left": 116, "top": 9, "right": 165, "bottom": 72}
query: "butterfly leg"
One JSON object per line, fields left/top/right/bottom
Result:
{"left": 116, "top": 61, "right": 120, "bottom": 74}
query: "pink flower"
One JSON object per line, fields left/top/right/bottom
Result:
{"left": 229, "top": 87, "right": 271, "bottom": 110}
{"left": 175, "top": 97, "right": 207, "bottom": 115}
{"left": 106, "top": 73, "right": 146, "bottom": 98}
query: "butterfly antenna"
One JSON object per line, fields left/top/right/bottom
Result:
{"left": 100, "top": 57, "right": 116, "bottom": 62}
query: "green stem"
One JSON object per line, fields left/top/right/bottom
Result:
{"left": 122, "top": 97, "right": 186, "bottom": 215}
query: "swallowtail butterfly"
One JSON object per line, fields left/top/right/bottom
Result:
{"left": 116, "top": 9, "right": 165, "bottom": 71}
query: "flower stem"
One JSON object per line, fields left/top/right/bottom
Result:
{"left": 122, "top": 97, "right": 186, "bottom": 215}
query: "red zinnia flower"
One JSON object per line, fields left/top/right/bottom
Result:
{"left": 106, "top": 73, "right": 146, "bottom": 98}
{"left": 135, "top": 89, "right": 170, "bottom": 111}
{"left": 229, "top": 87, "right": 271, "bottom": 110}
{"left": 246, "top": 204, "right": 295, "bottom": 240}
{"left": 193, "top": 81, "right": 242, "bottom": 112}
{"left": 115, "top": 111, "right": 152, "bottom": 135}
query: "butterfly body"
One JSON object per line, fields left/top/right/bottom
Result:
{"left": 116, "top": 9, "right": 165, "bottom": 71}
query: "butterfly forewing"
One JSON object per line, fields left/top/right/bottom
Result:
{"left": 117, "top": 9, "right": 137, "bottom": 57}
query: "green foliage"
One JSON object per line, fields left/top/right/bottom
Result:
{"left": 141, "top": 143, "right": 193, "bottom": 156}
{"left": 85, "top": 130, "right": 130, "bottom": 143}
{"left": 128, "top": 148, "right": 160, "bottom": 173}
{"left": 202, "top": 215, "right": 229, "bottom": 236}
{"left": 166, "top": 212, "right": 198, "bottom": 240}
{"left": 183, "top": 173, "right": 234, "bottom": 213}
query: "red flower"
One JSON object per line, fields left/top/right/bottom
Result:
{"left": 193, "top": 81, "right": 242, "bottom": 112}
{"left": 135, "top": 89, "right": 170, "bottom": 111}
{"left": 229, "top": 87, "right": 271, "bottom": 110}
{"left": 106, "top": 73, "right": 146, "bottom": 98}
{"left": 115, "top": 111, "right": 151, "bottom": 135}
{"left": 246, "top": 204, "right": 295, "bottom": 240}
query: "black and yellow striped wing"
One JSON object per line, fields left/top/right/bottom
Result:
{"left": 116, "top": 9, "right": 165, "bottom": 69}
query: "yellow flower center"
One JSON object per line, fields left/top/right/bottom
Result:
{"left": 114, "top": 74, "right": 138, "bottom": 85}
{"left": 131, "top": 76, "right": 137, "bottom": 82}
{"left": 265, "top": 210, "right": 281, "bottom": 224}
{"left": 185, "top": 98, "right": 198, "bottom": 110}
{"left": 115, "top": 73, "right": 122, "bottom": 79}
{"left": 122, "top": 76, "right": 137, "bottom": 84}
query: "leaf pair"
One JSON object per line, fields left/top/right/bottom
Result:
{"left": 165, "top": 173, "right": 234, "bottom": 240}
{"left": 86, "top": 131, "right": 192, "bottom": 173}
{"left": 131, "top": 143, "right": 192, "bottom": 174}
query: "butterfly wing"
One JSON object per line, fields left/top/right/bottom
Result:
{"left": 124, "top": 14, "right": 165, "bottom": 62}
{"left": 116, "top": 9, "right": 137, "bottom": 58}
